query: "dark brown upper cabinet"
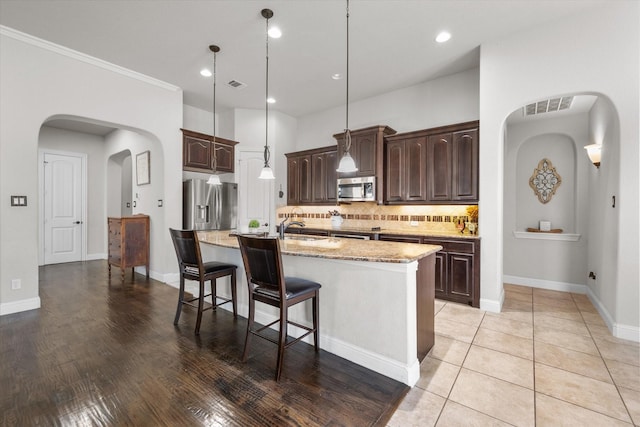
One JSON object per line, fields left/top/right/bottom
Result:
{"left": 384, "top": 136, "right": 428, "bottom": 203}
{"left": 181, "top": 128, "right": 239, "bottom": 174}
{"left": 384, "top": 121, "right": 479, "bottom": 205}
{"left": 334, "top": 125, "right": 396, "bottom": 205}
{"left": 286, "top": 146, "right": 336, "bottom": 206}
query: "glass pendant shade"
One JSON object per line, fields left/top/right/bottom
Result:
{"left": 258, "top": 166, "right": 275, "bottom": 180}
{"left": 207, "top": 174, "right": 222, "bottom": 185}
{"left": 336, "top": 151, "right": 358, "bottom": 173}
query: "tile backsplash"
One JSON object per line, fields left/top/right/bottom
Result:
{"left": 276, "top": 203, "right": 476, "bottom": 234}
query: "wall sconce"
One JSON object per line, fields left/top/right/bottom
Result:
{"left": 584, "top": 144, "right": 601, "bottom": 168}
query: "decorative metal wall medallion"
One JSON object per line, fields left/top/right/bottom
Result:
{"left": 529, "top": 158, "right": 561, "bottom": 204}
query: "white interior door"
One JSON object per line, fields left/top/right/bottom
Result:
{"left": 43, "top": 152, "right": 84, "bottom": 264}
{"left": 238, "top": 151, "right": 273, "bottom": 233}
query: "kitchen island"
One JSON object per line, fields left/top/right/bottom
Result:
{"left": 198, "top": 231, "right": 441, "bottom": 386}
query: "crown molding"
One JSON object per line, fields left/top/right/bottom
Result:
{"left": 0, "top": 25, "right": 180, "bottom": 92}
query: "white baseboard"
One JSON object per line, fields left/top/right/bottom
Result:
{"left": 0, "top": 297, "right": 41, "bottom": 316}
{"left": 584, "top": 287, "right": 640, "bottom": 343}
{"left": 480, "top": 294, "right": 503, "bottom": 313}
{"left": 613, "top": 323, "right": 640, "bottom": 343}
{"left": 503, "top": 275, "right": 587, "bottom": 294}
{"left": 86, "top": 253, "right": 106, "bottom": 261}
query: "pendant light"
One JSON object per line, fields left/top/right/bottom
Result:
{"left": 336, "top": 0, "right": 358, "bottom": 173}
{"left": 207, "top": 44, "right": 222, "bottom": 186}
{"left": 258, "top": 8, "right": 276, "bottom": 180}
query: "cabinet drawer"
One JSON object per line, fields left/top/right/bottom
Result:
{"left": 423, "top": 239, "right": 476, "bottom": 254}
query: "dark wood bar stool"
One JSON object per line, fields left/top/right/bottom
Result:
{"left": 169, "top": 228, "right": 238, "bottom": 334}
{"left": 236, "top": 235, "right": 321, "bottom": 381}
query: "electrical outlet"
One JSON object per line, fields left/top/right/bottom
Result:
{"left": 410, "top": 221, "right": 418, "bottom": 226}
{"left": 11, "top": 279, "right": 21, "bottom": 290}
{"left": 158, "top": 199, "right": 163, "bottom": 207}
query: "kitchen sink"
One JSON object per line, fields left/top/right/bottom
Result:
{"left": 283, "top": 235, "right": 329, "bottom": 241}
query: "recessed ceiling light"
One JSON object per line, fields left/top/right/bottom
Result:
{"left": 200, "top": 68, "right": 212, "bottom": 77}
{"left": 435, "top": 31, "right": 451, "bottom": 43}
{"left": 267, "top": 97, "right": 276, "bottom": 104}
{"left": 268, "top": 27, "right": 282, "bottom": 38}
{"left": 331, "top": 73, "right": 342, "bottom": 80}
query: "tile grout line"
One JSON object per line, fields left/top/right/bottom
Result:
{"left": 573, "top": 293, "right": 637, "bottom": 425}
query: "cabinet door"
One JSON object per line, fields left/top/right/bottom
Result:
{"left": 449, "top": 253, "right": 474, "bottom": 300}
{"left": 312, "top": 153, "right": 326, "bottom": 202}
{"left": 213, "top": 142, "right": 234, "bottom": 173}
{"left": 299, "top": 155, "right": 312, "bottom": 204}
{"left": 405, "top": 137, "right": 428, "bottom": 201}
{"left": 183, "top": 136, "right": 211, "bottom": 171}
{"left": 427, "top": 133, "right": 452, "bottom": 201}
{"left": 287, "top": 156, "right": 300, "bottom": 205}
{"left": 324, "top": 150, "right": 338, "bottom": 202}
{"left": 353, "top": 132, "right": 377, "bottom": 176}
{"left": 452, "top": 128, "right": 478, "bottom": 201}
{"left": 385, "top": 140, "right": 405, "bottom": 202}
{"left": 433, "top": 251, "right": 447, "bottom": 298}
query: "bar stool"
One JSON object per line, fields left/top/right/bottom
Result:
{"left": 169, "top": 228, "right": 238, "bottom": 334}
{"left": 236, "top": 235, "right": 321, "bottom": 381}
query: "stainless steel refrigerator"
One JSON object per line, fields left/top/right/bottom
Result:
{"left": 183, "top": 179, "right": 237, "bottom": 230}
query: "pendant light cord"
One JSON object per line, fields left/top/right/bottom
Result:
{"left": 264, "top": 13, "right": 271, "bottom": 167}
{"left": 345, "top": 0, "right": 352, "bottom": 152}
{"left": 212, "top": 48, "right": 218, "bottom": 172}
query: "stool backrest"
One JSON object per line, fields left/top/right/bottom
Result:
{"left": 169, "top": 228, "right": 204, "bottom": 276}
{"left": 236, "top": 235, "right": 285, "bottom": 298}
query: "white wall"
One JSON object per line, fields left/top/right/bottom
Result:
{"left": 296, "top": 68, "right": 480, "bottom": 151}
{"left": 38, "top": 126, "right": 107, "bottom": 258}
{"left": 0, "top": 27, "right": 183, "bottom": 315}
{"left": 104, "top": 129, "right": 168, "bottom": 275}
{"left": 479, "top": 3, "right": 638, "bottom": 338}
{"left": 587, "top": 96, "right": 621, "bottom": 328}
{"left": 504, "top": 114, "right": 590, "bottom": 287}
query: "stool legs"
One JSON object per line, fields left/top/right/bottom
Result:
{"left": 174, "top": 276, "right": 186, "bottom": 326}
{"left": 313, "top": 292, "right": 320, "bottom": 351}
{"left": 194, "top": 279, "right": 205, "bottom": 335}
{"left": 275, "top": 306, "right": 288, "bottom": 381}
{"left": 242, "top": 296, "right": 255, "bottom": 362}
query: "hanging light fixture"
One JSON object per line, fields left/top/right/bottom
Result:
{"left": 336, "top": 0, "right": 358, "bottom": 173}
{"left": 207, "top": 44, "right": 222, "bottom": 186}
{"left": 258, "top": 9, "right": 276, "bottom": 180}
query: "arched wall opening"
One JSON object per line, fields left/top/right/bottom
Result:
{"left": 37, "top": 115, "right": 166, "bottom": 275}
{"left": 501, "top": 93, "right": 621, "bottom": 331}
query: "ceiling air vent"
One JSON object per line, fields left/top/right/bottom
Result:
{"left": 227, "top": 79, "right": 247, "bottom": 90}
{"left": 524, "top": 96, "right": 573, "bottom": 116}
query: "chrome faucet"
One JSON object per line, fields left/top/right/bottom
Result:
{"left": 279, "top": 217, "right": 305, "bottom": 239}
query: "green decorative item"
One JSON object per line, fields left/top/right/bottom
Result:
{"left": 248, "top": 219, "right": 260, "bottom": 229}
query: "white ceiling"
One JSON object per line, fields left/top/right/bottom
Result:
{"left": 0, "top": 0, "right": 609, "bottom": 119}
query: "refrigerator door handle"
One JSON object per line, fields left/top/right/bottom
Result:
{"left": 217, "top": 189, "right": 222, "bottom": 229}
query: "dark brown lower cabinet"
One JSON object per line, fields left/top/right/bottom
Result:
{"left": 424, "top": 237, "right": 480, "bottom": 307}
{"left": 380, "top": 234, "right": 480, "bottom": 307}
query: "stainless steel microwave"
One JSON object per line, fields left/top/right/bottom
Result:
{"left": 337, "top": 176, "right": 375, "bottom": 202}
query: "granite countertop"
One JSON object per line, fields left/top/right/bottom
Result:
{"left": 285, "top": 225, "right": 480, "bottom": 240}
{"left": 198, "top": 230, "right": 442, "bottom": 264}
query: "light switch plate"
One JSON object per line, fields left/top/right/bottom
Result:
{"left": 11, "top": 196, "right": 27, "bottom": 206}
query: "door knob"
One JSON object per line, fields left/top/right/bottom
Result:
{"left": 74, "top": 221, "right": 83, "bottom": 224}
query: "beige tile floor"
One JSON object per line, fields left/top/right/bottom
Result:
{"left": 388, "top": 284, "right": 640, "bottom": 426}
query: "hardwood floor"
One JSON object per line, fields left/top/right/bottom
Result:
{"left": 0, "top": 261, "right": 408, "bottom": 426}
